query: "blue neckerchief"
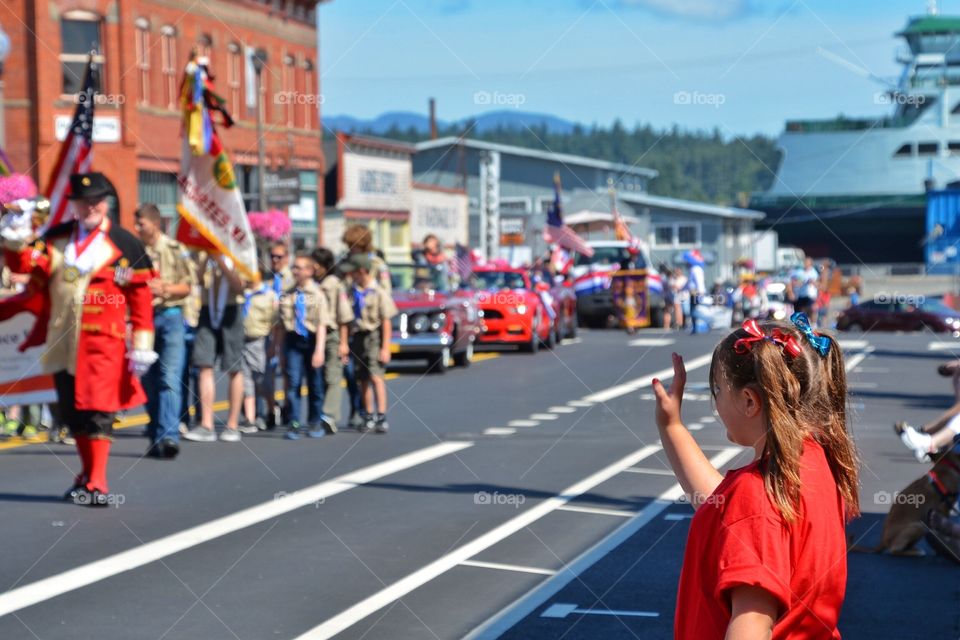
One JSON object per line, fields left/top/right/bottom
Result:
{"left": 352, "top": 285, "right": 374, "bottom": 320}
{"left": 294, "top": 290, "right": 308, "bottom": 337}
{"left": 273, "top": 273, "right": 283, "bottom": 297}
{"left": 243, "top": 283, "right": 269, "bottom": 319}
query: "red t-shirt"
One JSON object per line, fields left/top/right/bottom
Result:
{"left": 674, "top": 439, "right": 847, "bottom": 640}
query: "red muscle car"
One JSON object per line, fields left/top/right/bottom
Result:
{"left": 468, "top": 266, "right": 554, "bottom": 353}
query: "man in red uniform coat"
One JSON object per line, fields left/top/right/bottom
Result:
{"left": 2, "top": 173, "right": 157, "bottom": 506}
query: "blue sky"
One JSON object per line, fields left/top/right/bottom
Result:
{"left": 319, "top": 0, "right": 941, "bottom": 136}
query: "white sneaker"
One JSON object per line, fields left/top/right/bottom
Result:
{"left": 899, "top": 426, "right": 932, "bottom": 462}
{"left": 219, "top": 428, "right": 241, "bottom": 443}
{"left": 183, "top": 426, "right": 217, "bottom": 443}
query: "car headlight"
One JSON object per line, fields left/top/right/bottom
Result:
{"left": 410, "top": 313, "right": 430, "bottom": 333}
{"left": 429, "top": 312, "right": 447, "bottom": 333}
{"left": 514, "top": 304, "right": 527, "bottom": 315}
{"left": 773, "top": 309, "right": 786, "bottom": 320}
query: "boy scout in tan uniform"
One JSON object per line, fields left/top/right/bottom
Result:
{"left": 135, "top": 204, "right": 195, "bottom": 459}
{"left": 240, "top": 271, "right": 277, "bottom": 432}
{"left": 279, "top": 252, "right": 330, "bottom": 439}
{"left": 341, "top": 253, "right": 397, "bottom": 434}
{"left": 312, "top": 247, "right": 354, "bottom": 429}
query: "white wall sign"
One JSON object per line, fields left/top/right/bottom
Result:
{"left": 54, "top": 116, "right": 121, "bottom": 143}
{"left": 0, "top": 313, "right": 56, "bottom": 405}
{"left": 411, "top": 187, "right": 468, "bottom": 247}
{"left": 288, "top": 196, "right": 316, "bottom": 222}
{"left": 340, "top": 152, "right": 412, "bottom": 212}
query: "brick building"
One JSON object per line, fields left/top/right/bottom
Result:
{"left": 0, "top": 0, "right": 328, "bottom": 240}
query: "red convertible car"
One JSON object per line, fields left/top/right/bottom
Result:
{"left": 389, "top": 264, "right": 480, "bottom": 373}
{"left": 532, "top": 271, "right": 578, "bottom": 345}
{"left": 469, "top": 266, "right": 554, "bottom": 353}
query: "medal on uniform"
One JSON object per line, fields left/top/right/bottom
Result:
{"left": 63, "top": 266, "right": 80, "bottom": 283}
{"left": 63, "top": 223, "right": 103, "bottom": 284}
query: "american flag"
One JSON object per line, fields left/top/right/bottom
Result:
{"left": 610, "top": 185, "right": 642, "bottom": 255}
{"left": 453, "top": 243, "right": 477, "bottom": 282}
{"left": 544, "top": 173, "right": 594, "bottom": 257}
{"left": 44, "top": 54, "right": 97, "bottom": 230}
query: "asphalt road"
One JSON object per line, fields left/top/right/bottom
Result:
{"left": 0, "top": 328, "right": 957, "bottom": 639}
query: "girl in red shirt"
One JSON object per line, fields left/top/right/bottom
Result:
{"left": 652, "top": 314, "right": 859, "bottom": 639}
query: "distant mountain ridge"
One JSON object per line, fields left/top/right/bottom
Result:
{"left": 323, "top": 110, "right": 578, "bottom": 135}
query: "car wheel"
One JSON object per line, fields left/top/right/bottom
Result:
{"left": 428, "top": 347, "right": 451, "bottom": 374}
{"left": 569, "top": 312, "right": 578, "bottom": 339}
{"left": 453, "top": 341, "right": 474, "bottom": 368}
{"left": 522, "top": 316, "right": 540, "bottom": 354}
{"left": 542, "top": 316, "right": 557, "bottom": 350}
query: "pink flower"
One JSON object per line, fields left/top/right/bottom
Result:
{"left": 248, "top": 209, "right": 292, "bottom": 242}
{"left": 0, "top": 174, "right": 38, "bottom": 204}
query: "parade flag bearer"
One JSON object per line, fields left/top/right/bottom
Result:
{"left": 0, "top": 173, "right": 157, "bottom": 506}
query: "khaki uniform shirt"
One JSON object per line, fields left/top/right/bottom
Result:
{"left": 280, "top": 279, "right": 329, "bottom": 335}
{"left": 352, "top": 281, "right": 397, "bottom": 333}
{"left": 319, "top": 274, "right": 354, "bottom": 331}
{"left": 243, "top": 286, "right": 278, "bottom": 339}
{"left": 197, "top": 252, "right": 245, "bottom": 307}
{"left": 145, "top": 233, "right": 195, "bottom": 309}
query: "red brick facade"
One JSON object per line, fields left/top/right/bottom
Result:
{"left": 0, "top": 0, "right": 326, "bottom": 233}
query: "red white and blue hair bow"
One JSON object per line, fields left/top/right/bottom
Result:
{"left": 790, "top": 312, "right": 831, "bottom": 357}
{"left": 733, "top": 319, "right": 803, "bottom": 358}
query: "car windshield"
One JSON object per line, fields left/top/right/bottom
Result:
{"left": 389, "top": 264, "right": 450, "bottom": 293}
{"left": 918, "top": 299, "right": 957, "bottom": 315}
{"left": 574, "top": 246, "right": 647, "bottom": 269}
{"left": 470, "top": 271, "right": 527, "bottom": 290}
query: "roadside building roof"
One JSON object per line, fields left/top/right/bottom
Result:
{"left": 619, "top": 192, "right": 765, "bottom": 220}
{"left": 415, "top": 137, "right": 658, "bottom": 179}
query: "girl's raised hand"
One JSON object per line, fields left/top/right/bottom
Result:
{"left": 652, "top": 352, "right": 687, "bottom": 431}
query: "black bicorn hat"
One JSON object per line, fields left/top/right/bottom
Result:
{"left": 68, "top": 172, "right": 112, "bottom": 201}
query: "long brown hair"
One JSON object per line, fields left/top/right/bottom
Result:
{"left": 709, "top": 321, "right": 860, "bottom": 522}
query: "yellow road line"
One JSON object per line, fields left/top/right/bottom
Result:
{"left": 0, "top": 355, "right": 496, "bottom": 452}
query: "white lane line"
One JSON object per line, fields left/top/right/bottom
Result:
{"left": 483, "top": 428, "right": 517, "bottom": 436}
{"left": 508, "top": 420, "right": 539, "bottom": 428}
{"left": 628, "top": 338, "right": 675, "bottom": 347}
{"left": 560, "top": 338, "right": 582, "bottom": 346}
{"left": 0, "top": 441, "right": 474, "bottom": 618}
{"left": 567, "top": 400, "right": 594, "bottom": 408}
{"left": 848, "top": 381, "right": 879, "bottom": 390}
{"left": 465, "top": 447, "right": 742, "bottom": 640}
{"left": 548, "top": 406, "right": 577, "bottom": 414}
{"left": 838, "top": 340, "right": 868, "bottom": 350}
{"left": 854, "top": 367, "right": 888, "bottom": 374}
{"left": 530, "top": 413, "right": 558, "bottom": 421}
{"left": 844, "top": 348, "right": 872, "bottom": 373}
{"left": 541, "top": 603, "right": 659, "bottom": 619}
{"left": 294, "top": 444, "right": 664, "bottom": 640}
{"left": 556, "top": 504, "right": 637, "bottom": 518}
{"left": 688, "top": 423, "right": 703, "bottom": 431}
{"left": 928, "top": 341, "right": 960, "bottom": 352}
{"left": 639, "top": 393, "right": 711, "bottom": 402}
{"left": 699, "top": 416, "right": 716, "bottom": 423}
{"left": 583, "top": 353, "right": 712, "bottom": 404}
{"left": 622, "top": 467, "right": 675, "bottom": 476}
{"left": 460, "top": 560, "right": 556, "bottom": 577}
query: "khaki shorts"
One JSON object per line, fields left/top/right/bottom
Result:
{"left": 351, "top": 330, "right": 384, "bottom": 381}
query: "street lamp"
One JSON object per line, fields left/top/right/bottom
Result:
{"left": 251, "top": 47, "right": 268, "bottom": 211}
{"left": 0, "top": 24, "right": 11, "bottom": 149}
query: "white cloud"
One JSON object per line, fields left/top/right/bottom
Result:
{"left": 619, "top": 0, "right": 759, "bottom": 21}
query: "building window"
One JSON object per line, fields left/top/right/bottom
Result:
{"left": 60, "top": 11, "right": 104, "bottom": 95}
{"left": 948, "top": 142, "right": 960, "bottom": 156}
{"left": 918, "top": 141, "right": 939, "bottom": 156}
{"left": 227, "top": 42, "right": 242, "bottom": 116}
{"left": 303, "top": 59, "right": 314, "bottom": 129}
{"left": 500, "top": 197, "right": 531, "bottom": 214}
{"left": 135, "top": 19, "right": 150, "bottom": 105}
{"left": 539, "top": 197, "right": 555, "bottom": 213}
{"left": 893, "top": 143, "right": 913, "bottom": 157}
{"left": 282, "top": 54, "right": 295, "bottom": 127}
{"left": 161, "top": 26, "right": 178, "bottom": 109}
{"left": 652, "top": 222, "right": 701, "bottom": 248}
{"left": 138, "top": 171, "right": 179, "bottom": 220}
